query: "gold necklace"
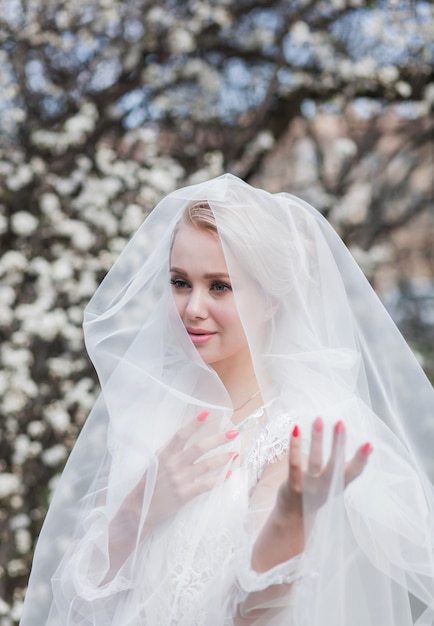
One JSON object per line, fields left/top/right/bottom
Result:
{"left": 233, "top": 389, "right": 261, "bottom": 412}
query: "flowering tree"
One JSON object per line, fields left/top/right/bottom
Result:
{"left": 0, "top": 0, "right": 433, "bottom": 622}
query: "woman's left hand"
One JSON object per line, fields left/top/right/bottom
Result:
{"left": 277, "top": 417, "right": 372, "bottom": 521}
{"left": 251, "top": 418, "right": 372, "bottom": 573}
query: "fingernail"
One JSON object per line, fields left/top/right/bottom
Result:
{"left": 334, "top": 420, "right": 345, "bottom": 435}
{"left": 226, "top": 470, "right": 232, "bottom": 479}
{"left": 225, "top": 430, "right": 239, "bottom": 440}
{"left": 292, "top": 424, "right": 300, "bottom": 438}
{"left": 361, "top": 442, "right": 372, "bottom": 455}
{"left": 313, "top": 416, "right": 323, "bottom": 433}
{"left": 229, "top": 452, "right": 239, "bottom": 460}
{"left": 196, "top": 410, "right": 209, "bottom": 422}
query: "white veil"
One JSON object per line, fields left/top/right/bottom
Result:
{"left": 20, "top": 174, "right": 434, "bottom": 625}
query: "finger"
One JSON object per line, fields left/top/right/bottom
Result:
{"left": 192, "top": 451, "right": 239, "bottom": 477}
{"left": 170, "top": 410, "right": 210, "bottom": 450}
{"left": 288, "top": 425, "right": 302, "bottom": 491}
{"left": 324, "top": 420, "right": 346, "bottom": 477}
{"left": 184, "top": 461, "right": 236, "bottom": 500}
{"left": 344, "top": 442, "right": 372, "bottom": 486}
{"left": 182, "top": 429, "right": 240, "bottom": 465}
{"left": 185, "top": 476, "right": 226, "bottom": 501}
{"left": 307, "top": 416, "right": 323, "bottom": 475}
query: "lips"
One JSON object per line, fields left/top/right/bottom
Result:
{"left": 186, "top": 327, "right": 216, "bottom": 345}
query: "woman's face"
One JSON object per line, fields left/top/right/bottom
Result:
{"left": 170, "top": 222, "right": 253, "bottom": 377}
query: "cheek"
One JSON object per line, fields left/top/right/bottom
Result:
{"left": 172, "top": 291, "right": 185, "bottom": 317}
{"left": 220, "top": 303, "right": 248, "bottom": 338}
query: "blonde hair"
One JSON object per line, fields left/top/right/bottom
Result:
{"left": 182, "top": 200, "right": 217, "bottom": 234}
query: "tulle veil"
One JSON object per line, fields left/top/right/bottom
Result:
{"left": 20, "top": 174, "right": 434, "bottom": 625}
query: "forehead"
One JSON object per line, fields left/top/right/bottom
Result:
{"left": 170, "top": 223, "right": 228, "bottom": 272}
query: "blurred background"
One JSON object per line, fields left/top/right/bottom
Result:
{"left": 0, "top": 0, "right": 433, "bottom": 622}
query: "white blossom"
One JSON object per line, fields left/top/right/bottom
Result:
{"left": 291, "top": 21, "right": 311, "bottom": 44}
{"left": 44, "top": 402, "right": 70, "bottom": 433}
{"left": 55, "top": 9, "right": 71, "bottom": 29}
{"left": 0, "top": 250, "right": 28, "bottom": 274}
{"left": 41, "top": 444, "right": 68, "bottom": 467}
{"left": 0, "top": 597, "right": 10, "bottom": 615}
{"left": 250, "top": 130, "right": 275, "bottom": 152}
{"left": 64, "top": 377, "right": 96, "bottom": 412}
{"left": 378, "top": 65, "right": 399, "bottom": 84}
{"left": 13, "top": 434, "right": 42, "bottom": 465}
{"left": 0, "top": 473, "right": 21, "bottom": 499}
{"left": 147, "top": 5, "right": 174, "bottom": 27}
{"left": 1, "top": 345, "right": 33, "bottom": 370}
{"left": 40, "top": 192, "right": 62, "bottom": 220}
{"left": 47, "top": 356, "right": 74, "bottom": 378}
{"left": 0, "top": 306, "right": 13, "bottom": 326}
{"left": 27, "top": 420, "right": 46, "bottom": 438}
{"left": 0, "top": 285, "right": 15, "bottom": 307}
{"left": 10, "top": 598, "right": 24, "bottom": 622}
{"left": 55, "top": 219, "right": 96, "bottom": 250}
{"left": 31, "top": 103, "right": 98, "bottom": 153}
{"left": 15, "top": 528, "right": 32, "bottom": 554}
{"left": 0, "top": 211, "right": 7, "bottom": 234}
{"left": 331, "top": 182, "right": 371, "bottom": 225}
{"left": 65, "top": 102, "right": 98, "bottom": 138}
{"left": 76, "top": 270, "right": 98, "bottom": 298}
{"left": 349, "top": 244, "right": 393, "bottom": 274}
{"left": 29, "top": 156, "right": 47, "bottom": 175}
{"left": 0, "top": 160, "right": 14, "bottom": 176}
{"left": 11, "top": 211, "right": 38, "bottom": 237}
{"left": 120, "top": 203, "right": 146, "bottom": 235}
{"left": 353, "top": 57, "right": 377, "bottom": 79}
{"left": 18, "top": 307, "right": 68, "bottom": 341}
{"left": 0, "top": 371, "right": 8, "bottom": 395}
{"left": 10, "top": 514, "right": 30, "bottom": 531}
{"left": 396, "top": 81, "right": 412, "bottom": 98}
{"left": 11, "top": 331, "right": 29, "bottom": 347}
{"left": 61, "top": 322, "right": 84, "bottom": 350}
{"left": 6, "top": 164, "right": 34, "bottom": 191}
{"left": 51, "top": 257, "right": 74, "bottom": 282}
{"left": 334, "top": 137, "right": 357, "bottom": 159}
{"left": 7, "top": 559, "right": 27, "bottom": 577}
{"left": 67, "top": 306, "right": 84, "bottom": 325}
{"left": 424, "top": 83, "right": 434, "bottom": 105}
{"left": 2, "top": 388, "right": 28, "bottom": 413}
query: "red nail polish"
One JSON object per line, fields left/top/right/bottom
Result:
{"left": 292, "top": 425, "right": 299, "bottom": 438}
{"left": 229, "top": 452, "right": 239, "bottom": 460}
{"left": 225, "top": 430, "right": 239, "bottom": 440}
{"left": 196, "top": 410, "right": 209, "bottom": 422}
{"left": 313, "top": 417, "right": 323, "bottom": 433}
{"left": 361, "top": 442, "right": 372, "bottom": 455}
{"left": 334, "top": 420, "right": 345, "bottom": 434}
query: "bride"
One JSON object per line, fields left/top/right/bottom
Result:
{"left": 21, "top": 174, "right": 434, "bottom": 625}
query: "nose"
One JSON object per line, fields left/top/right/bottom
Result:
{"left": 185, "top": 288, "right": 208, "bottom": 320}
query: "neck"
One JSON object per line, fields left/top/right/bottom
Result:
{"left": 211, "top": 350, "right": 263, "bottom": 417}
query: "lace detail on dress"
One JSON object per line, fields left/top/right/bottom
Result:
{"left": 237, "top": 406, "right": 266, "bottom": 431}
{"left": 243, "top": 410, "right": 295, "bottom": 482}
{"left": 167, "top": 514, "right": 233, "bottom": 625}
{"left": 137, "top": 488, "right": 240, "bottom": 626}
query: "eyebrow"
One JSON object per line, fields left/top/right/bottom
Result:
{"left": 170, "top": 267, "right": 230, "bottom": 280}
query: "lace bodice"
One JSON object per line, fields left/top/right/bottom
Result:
{"left": 129, "top": 407, "right": 296, "bottom": 625}
{"left": 238, "top": 405, "right": 295, "bottom": 484}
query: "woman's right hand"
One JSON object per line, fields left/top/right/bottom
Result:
{"left": 145, "top": 410, "right": 239, "bottom": 525}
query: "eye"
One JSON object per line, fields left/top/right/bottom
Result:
{"left": 211, "top": 281, "right": 231, "bottom": 293}
{"left": 170, "top": 278, "right": 190, "bottom": 289}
